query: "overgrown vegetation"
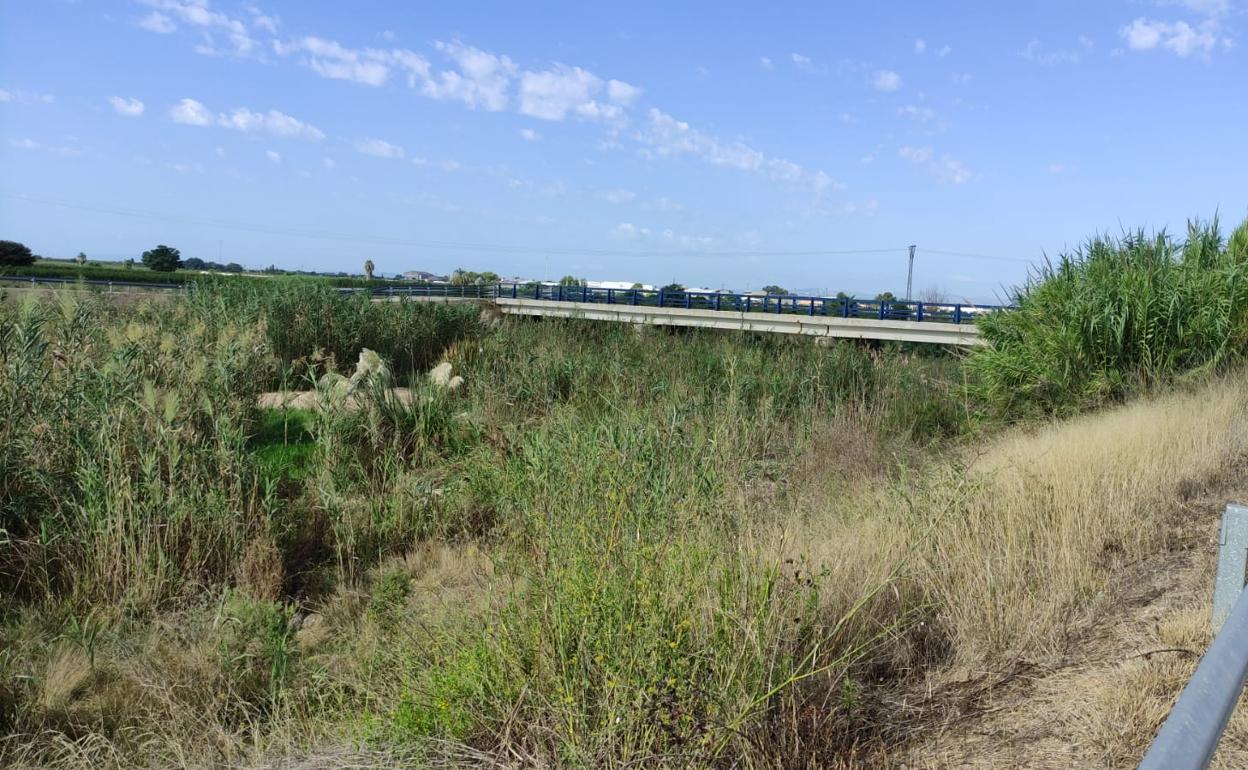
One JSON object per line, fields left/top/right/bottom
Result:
{"left": 969, "top": 217, "right": 1248, "bottom": 415}
{"left": 4, "top": 215, "right": 1248, "bottom": 768}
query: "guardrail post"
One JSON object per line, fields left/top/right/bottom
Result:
{"left": 658, "top": 288, "right": 665, "bottom": 308}
{"left": 917, "top": 302, "right": 924, "bottom": 322}
{"left": 1213, "top": 504, "right": 1248, "bottom": 629}
{"left": 878, "top": 301, "right": 887, "bottom": 320}
{"left": 953, "top": 305, "right": 962, "bottom": 324}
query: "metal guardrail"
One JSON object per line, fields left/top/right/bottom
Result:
{"left": 357, "top": 282, "right": 1008, "bottom": 326}
{"left": 0, "top": 274, "right": 186, "bottom": 291}
{"left": 1138, "top": 504, "right": 1248, "bottom": 769}
{"left": 2, "top": 275, "right": 1008, "bottom": 326}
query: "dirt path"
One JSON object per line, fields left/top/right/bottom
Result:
{"left": 894, "top": 481, "right": 1248, "bottom": 769}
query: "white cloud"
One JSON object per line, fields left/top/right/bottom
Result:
{"left": 914, "top": 39, "right": 927, "bottom": 54}
{"left": 169, "top": 98, "right": 213, "bottom": 125}
{"left": 1121, "top": 17, "right": 1221, "bottom": 56}
{"left": 602, "top": 189, "right": 637, "bottom": 204}
{"left": 791, "top": 52, "right": 813, "bottom": 70}
{"left": 423, "top": 40, "right": 515, "bottom": 110}
{"left": 273, "top": 36, "right": 429, "bottom": 87}
{"left": 8, "top": 138, "right": 81, "bottom": 157}
{"left": 167, "top": 161, "right": 204, "bottom": 173}
{"left": 606, "top": 79, "right": 642, "bottom": 106}
{"left": 898, "top": 145, "right": 932, "bottom": 164}
{"left": 640, "top": 108, "right": 840, "bottom": 191}
{"left": 217, "top": 107, "right": 324, "bottom": 140}
{"left": 519, "top": 128, "right": 541, "bottom": 141}
{"left": 871, "top": 70, "right": 902, "bottom": 91}
{"left": 137, "top": 11, "right": 176, "bottom": 33}
{"left": 519, "top": 65, "right": 601, "bottom": 120}
{"left": 355, "top": 137, "right": 404, "bottom": 159}
{"left": 898, "top": 104, "right": 937, "bottom": 123}
{"left": 108, "top": 96, "right": 146, "bottom": 117}
{"left": 937, "top": 45, "right": 953, "bottom": 57}
{"left": 0, "top": 89, "right": 55, "bottom": 105}
{"left": 759, "top": 56, "right": 774, "bottom": 70}
{"left": 1020, "top": 37, "right": 1092, "bottom": 65}
{"left": 138, "top": 0, "right": 257, "bottom": 56}
{"left": 265, "top": 149, "right": 281, "bottom": 163}
{"left": 899, "top": 145, "right": 972, "bottom": 184}
{"left": 951, "top": 72, "right": 973, "bottom": 86}
{"left": 642, "top": 196, "right": 684, "bottom": 212}
{"left": 215, "top": 146, "right": 226, "bottom": 158}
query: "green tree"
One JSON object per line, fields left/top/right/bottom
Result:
{"left": 559, "top": 275, "right": 585, "bottom": 287}
{"left": 874, "top": 291, "right": 896, "bottom": 302}
{"left": 0, "top": 240, "right": 35, "bottom": 267}
{"left": 124, "top": 258, "right": 135, "bottom": 270}
{"left": 75, "top": 251, "right": 87, "bottom": 266}
{"left": 630, "top": 282, "right": 644, "bottom": 290}
{"left": 141, "top": 244, "right": 182, "bottom": 272}
{"left": 835, "top": 291, "right": 851, "bottom": 300}
{"left": 660, "top": 282, "right": 685, "bottom": 293}
{"left": 364, "top": 260, "right": 375, "bottom": 281}
{"left": 478, "top": 271, "right": 501, "bottom": 284}
{"left": 761, "top": 284, "right": 787, "bottom": 295}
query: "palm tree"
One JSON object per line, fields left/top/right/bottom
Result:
{"left": 364, "top": 259, "right": 375, "bottom": 281}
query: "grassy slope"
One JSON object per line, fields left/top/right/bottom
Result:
{"left": 2, "top": 252, "right": 1248, "bottom": 767}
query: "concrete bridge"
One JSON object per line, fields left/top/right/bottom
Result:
{"left": 389, "top": 283, "right": 996, "bottom": 346}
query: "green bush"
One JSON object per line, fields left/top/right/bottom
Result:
{"left": 969, "top": 217, "right": 1248, "bottom": 415}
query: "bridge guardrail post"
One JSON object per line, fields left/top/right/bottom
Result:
{"left": 954, "top": 305, "right": 962, "bottom": 324}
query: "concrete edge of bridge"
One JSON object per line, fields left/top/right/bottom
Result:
{"left": 492, "top": 297, "right": 983, "bottom": 347}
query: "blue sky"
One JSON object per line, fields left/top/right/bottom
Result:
{"left": 2, "top": 0, "right": 1246, "bottom": 300}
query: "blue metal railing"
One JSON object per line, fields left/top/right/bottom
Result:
{"left": 358, "top": 282, "right": 1007, "bottom": 326}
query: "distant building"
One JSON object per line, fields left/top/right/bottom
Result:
{"left": 402, "top": 270, "right": 450, "bottom": 283}
{"left": 586, "top": 280, "right": 654, "bottom": 291}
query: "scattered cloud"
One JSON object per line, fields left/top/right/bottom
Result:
{"left": 167, "top": 161, "right": 205, "bottom": 173}
{"left": 169, "top": 97, "right": 213, "bottom": 125}
{"left": 1020, "top": 37, "right": 1093, "bottom": 65}
{"left": 791, "top": 52, "right": 814, "bottom": 70}
{"left": 871, "top": 70, "right": 902, "bottom": 91}
{"left": 642, "top": 196, "right": 684, "bottom": 212}
{"left": 355, "top": 137, "right": 404, "bottom": 159}
{"left": 169, "top": 98, "right": 323, "bottom": 140}
{"left": 640, "top": 108, "right": 841, "bottom": 191}
{"left": 516, "top": 64, "right": 640, "bottom": 122}
{"left": 899, "top": 145, "right": 972, "bottom": 184}
{"left": 137, "top": 11, "right": 176, "bottom": 33}
{"left": 951, "top": 72, "right": 973, "bottom": 86}
{"left": 759, "top": 56, "right": 774, "bottom": 70}
{"left": 602, "top": 189, "right": 637, "bottom": 204}
{"left": 217, "top": 107, "right": 324, "bottom": 140}
{"left": 8, "top": 138, "right": 81, "bottom": 157}
{"left": 898, "top": 104, "right": 938, "bottom": 123}
{"left": 611, "top": 222, "right": 715, "bottom": 249}
{"left": 138, "top": 0, "right": 258, "bottom": 56}
{"left": 914, "top": 39, "right": 927, "bottom": 54}
{"left": 0, "top": 88, "right": 55, "bottom": 105}
{"left": 1120, "top": 18, "right": 1225, "bottom": 56}
{"left": 519, "top": 128, "right": 541, "bottom": 141}
{"left": 937, "top": 44, "right": 953, "bottom": 57}
{"left": 423, "top": 40, "right": 515, "bottom": 110}
{"left": 273, "top": 36, "right": 430, "bottom": 87}
{"left": 215, "top": 146, "right": 226, "bottom": 158}
{"left": 265, "top": 149, "right": 281, "bottom": 163}
{"left": 109, "top": 96, "right": 146, "bottom": 116}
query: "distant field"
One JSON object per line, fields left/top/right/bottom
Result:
{"left": 0, "top": 260, "right": 422, "bottom": 289}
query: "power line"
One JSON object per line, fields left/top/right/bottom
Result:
{"left": 920, "top": 247, "right": 1033, "bottom": 264}
{"left": 1, "top": 192, "right": 904, "bottom": 260}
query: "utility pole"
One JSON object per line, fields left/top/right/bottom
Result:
{"left": 906, "top": 244, "right": 916, "bottom": 301}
